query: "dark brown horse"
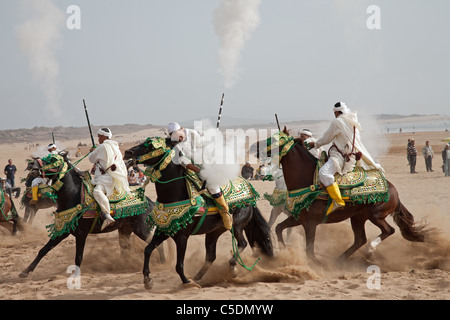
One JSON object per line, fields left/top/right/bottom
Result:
{"left": 255, "top": 128, "right": 427, "bottom": 263}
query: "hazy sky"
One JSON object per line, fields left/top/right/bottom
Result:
{"left": 1, "top": 0, "right": 449, "bottom": 130}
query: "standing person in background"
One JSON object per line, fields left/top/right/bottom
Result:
{"left": 442, "top": 144, "right": 450, "bottom": 177}
{"left": 407, "top": 139, "right": 418, "bottom": 174}
{"left": 422, "top": 141, "right": 434, "bottom": 172}
{"left": 406, "top": 139, "right": 412, "bottom": 166}
{"left": 4, "top": 159, "right": 17, "bottom": 188}
{"left": 241, "top": 162, "right": 254, "bottom": 180}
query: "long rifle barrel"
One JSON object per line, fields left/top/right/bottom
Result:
{"left": 216, "top": 93, "right": 225, "bottom": 130}
{"left": 83, "top": 99, "right": 96, "bottom": 147}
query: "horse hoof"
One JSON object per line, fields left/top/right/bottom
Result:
{"left": 230, "top": 265, "right": 238, "bottom": 278}
{"left": 182, "top": 280, "right": 201, "bottom": 289}
{"left": 19, "top": 271, "right": 31, "bottom": 278}
{"left": 143, "top": 276, "right": 154, "bottom": 290}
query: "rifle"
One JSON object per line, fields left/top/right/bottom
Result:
{"left": 83, "top": 99, "right": 96, "bottom": 147}
{"left": 275, "top": 113, "right": 281, "bottom": 131}
{"left": 216, "top": 93, "right": 225, "bottom": 130}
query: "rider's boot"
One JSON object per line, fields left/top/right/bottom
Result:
{"left": 101, "top": 211, "right": 115, "bottom": 231}
{"left": 325, "top": 182, "right": 345, "bottom": 215}
{"left": 29, "top": 186, "right": 39, "bottom": 205}
{"left": 212, "top": 192, "right": 232, "bottom": 231}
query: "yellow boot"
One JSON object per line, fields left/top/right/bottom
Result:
{"left": 325, "top": 182, "right": 345, "bottom": 215}
{"left": 29, "top": 186, "right": 39, "bottom": 204}
{"left": 213, "top": 193, "right": 233, "bottom": 230}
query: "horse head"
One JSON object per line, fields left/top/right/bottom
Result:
{"left": 251, "top": 127, "right": 295, "bottom": 162}
{"left": 124, "top": 136, "right": 172, "bottom": 166}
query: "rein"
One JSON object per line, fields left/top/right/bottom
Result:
{"left": 136, "top": 138, "right": 188, "bottom": 184}
{"left": 38, "top": 153, "right": 90, "bottom": 191}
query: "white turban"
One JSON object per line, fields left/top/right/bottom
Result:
{"left": 168, "top": 122, "right": 181, "bottom": 135}
{"left": 333, "top": 102, "right": 350, "bottom": 114}
{"left": 47, "top": 143, "right": 57, "bottom": 151}
{"left": 98, "top": 128, "right": 112, "bottom": 139}
{"left": 300, "top": 129, "right": 312, "bottom": 136}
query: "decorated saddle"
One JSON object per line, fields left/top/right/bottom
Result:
{"left": 146, "top": 172, "right": 260, "bottom": 237}
{"left": 285, "top": 160, "right": 389, "bottom": 219}
{"left": 22, "top": 184, "right": 57, "bottom": 203}
{"left": 46, "top": 172, "right": 148, "bottom": 239}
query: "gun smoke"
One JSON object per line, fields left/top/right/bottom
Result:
{"left": 213, "top": 0, "right": 262, "bottom": 89}
{"left": 16, "top": 0, "right": 65, "bottom": 121}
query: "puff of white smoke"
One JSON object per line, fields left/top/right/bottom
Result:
{"left": 194, "top": 119, "right": 240, "bottom": 187}
{"left": 16, "top": 0, "right": 65, "bottom": 120}
{"left": 213, "top": 0, "right": 262, "bottom": 88}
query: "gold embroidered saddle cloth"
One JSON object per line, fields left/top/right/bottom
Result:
{"left": 286, "top": 164, "right": 389, "bottom": 219}
{"left": 46, "top": 172, "right": 148, "bottom": 239}
{"left": 147, "top": 173, "right": 260, "bottom": 236}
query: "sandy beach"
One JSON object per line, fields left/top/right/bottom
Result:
{"left": 0, "top": 127, "right": 449, "bottom": 300}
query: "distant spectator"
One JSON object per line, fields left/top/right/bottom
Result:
{"left": 422, "top": 141, "right": 434, "bottom": 172}
{"left": 407, "top": 139, "right": 418, "bottom": 174}
{"left": 4, "top": 159, "right": 17, "bottom": 188}
{"left": 241, "top": 162, "right": 254, "bottom": 180}
{"left": 442, "top": 144, "right": 450, "bottom": 177}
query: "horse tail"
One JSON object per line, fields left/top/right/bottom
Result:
{"left": 392, "top": 200, "right": 426, "bottom": 242}
{"left": 244, "top": 206, "right": 274, "bottom": 257}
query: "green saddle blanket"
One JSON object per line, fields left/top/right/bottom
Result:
{"left": 147, "top": 174, "right": 260, "bottom": 236}
{"left": 286, "top": 164, "right": 389, "bottom": 219}
{"left": 45, "top": 172, "right": 148, "bottom": 239}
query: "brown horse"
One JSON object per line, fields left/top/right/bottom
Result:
{"left": 0, "top": 188, "right": 21, "bottom": 235}
{"left": 255, "top": 127, "right": 427, "bottom": 263}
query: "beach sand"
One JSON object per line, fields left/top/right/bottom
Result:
{"left": 0, "top": 129, "right": 449, "bottom": 300}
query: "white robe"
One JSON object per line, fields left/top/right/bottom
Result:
{"left": 88, "top": 139, "right": 130, "bottom": 196}
{"left": 315, "top": 112, "right": 384, "bottom": 175}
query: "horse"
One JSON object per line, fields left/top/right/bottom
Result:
{"left": 262, "top": 165, "right": 294, "bottom": 243}
{"left": 19, "top": 159, "right": 57, "bottom": 224}
{"left": 124, "top": 137, "right": 273, "bottom": 288}
{"left": 0, "top": 188, "right": 21, "bottom": 235}
{"left": 254, "top": 127, "right": 427, "bottom": 263}
{"left": 19, "top": 153, "right": 165, "bottom": 278}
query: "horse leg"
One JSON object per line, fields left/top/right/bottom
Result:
{"left": 173, "top": 233, "right": 191, "bottom": 284}
{"left": 337, "top": 215, "right": 368, "bottom": 261}
{"left": 268, "top": 206, "right": 282, "bottom": 227}
{"left": 194, "top": 229, "right": 224, "bottom": 281}
{"left": 366, "top": 216, "right": 395, "bottom": 258}
{"left": 118, "top": 224, "right": 133, "bottom": 252}
{"left": 131, "top": 216, "right": 166, "bottom": 264}
{"left": 29, "top": 207, "right": 37, "bottom": 225}
{"left": 19, "top": 234, "right": 70, "bottom": 278}
{"left": 303, "top": 221, "right": 319, "bottom": 263}
{"left": 143, "top": 232, "right": 168, "bottom": 289}
{"left": 229, "top": 225, "right": 248, "bottom": 276}
{"left": 275, "top": 215, "right": 300, "bottom": 247}
{"left": 23, "top": 206, "right": 30, "bottom": 224}
{"left": 74, "top": 227, "right": 90, "bottom": 268}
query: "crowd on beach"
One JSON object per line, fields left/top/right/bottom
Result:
{"left": 406, "top": 138, "right": 450, "bottom": 176}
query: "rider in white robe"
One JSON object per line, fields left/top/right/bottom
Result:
{"left": 168, "top": 122, "right": 233, "bottom": 230}
{"left": 89, "top": 128, "right": 130, "bottom": 230}
{"left": 309, "top": 102, "right": 384, "bottom": 215}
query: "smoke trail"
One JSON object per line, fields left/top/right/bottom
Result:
{"left": 213, "top": 0, "right": 262, "bottom": 88}
{"left": 16, "top": 0, "right": 65, "bottom": 120}
{"left": 194, "top": 119, "right": 240, "bottom": 187}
